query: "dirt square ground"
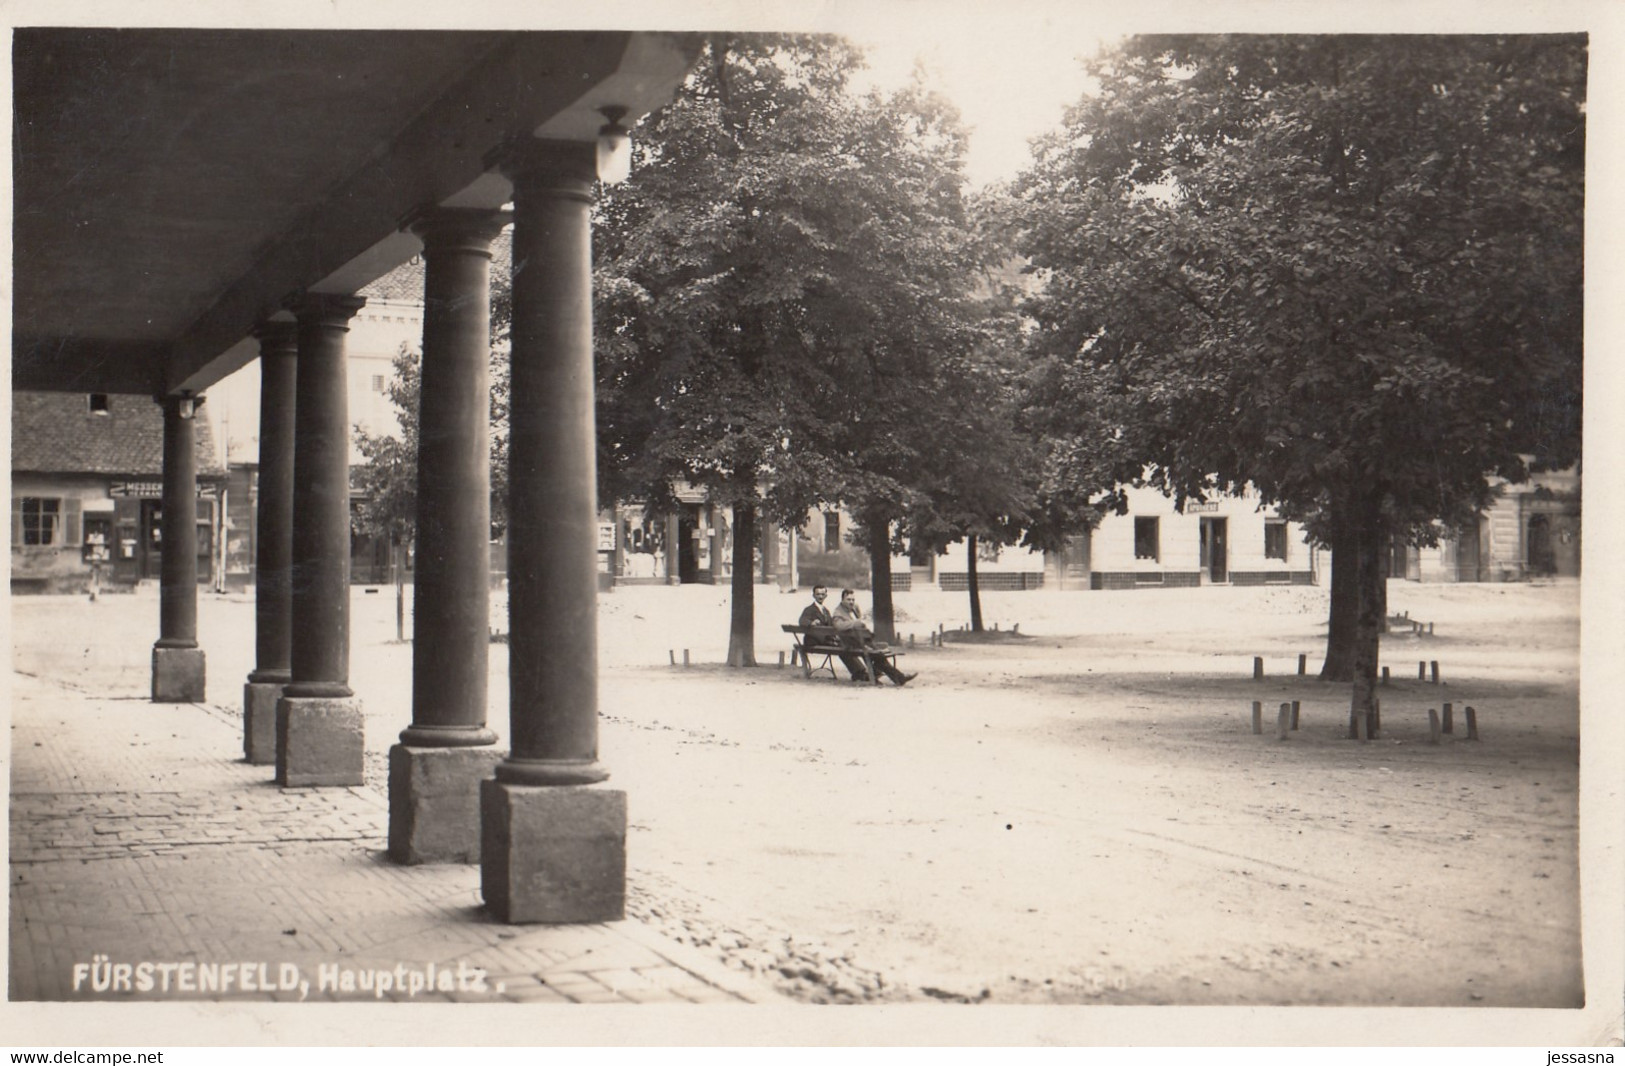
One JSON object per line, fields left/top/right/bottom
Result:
{"left": 11, "top": 575, "right": 1610, "bottom": 1024}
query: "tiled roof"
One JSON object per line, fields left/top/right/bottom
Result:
{"left": 358, "top": 226, "right": 512, "bottom": 302}
{"left": 359, "top": 258, "right": 423, "bottom": 301}
{"left": 11, "top": 392, "right": 225, "bottom": 478}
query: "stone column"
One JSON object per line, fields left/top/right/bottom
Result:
{"left": 389, "top": 207, "right": 509, "bottom": 863}
{"left": 243, "top": 322, "right": 297, "bottom": 764}
{"left": 481, "top": 140, "right": 625, "bottom": 923}
{"left": 611, "top": 506, "right": 627, "bottom": 586}
{"left": 276, "top": 292, "right": 366, "bottom": 787}
{"left": 665, "top": 512, "right": 681, "bottom": 585}
{"left": 760, "top": 521, "right": 777, "bottom": 585}
{"left": 152, "top": 393, "right": 206, "bottom": 701}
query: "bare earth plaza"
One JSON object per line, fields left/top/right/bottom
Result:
{"left": 5, "top": 14, "right": 1622, "bottom": 1052}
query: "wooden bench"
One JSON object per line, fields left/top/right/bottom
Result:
{"left": 781, "top": 624, "right": 903, "bottom": 684}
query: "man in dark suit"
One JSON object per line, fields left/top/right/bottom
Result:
{"left": 799, "top": 585, "right": 870, "bottom": 681}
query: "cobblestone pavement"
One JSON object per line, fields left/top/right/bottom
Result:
{"left": 8, "top": 670, "right": 776, "bottom": 1004}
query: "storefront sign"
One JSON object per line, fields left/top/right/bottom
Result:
{"left": 109, "top": 481, "right": 219, "bottom": 499}
{"left": 1185, "top": 501, "right": 1220, "bottom": 514}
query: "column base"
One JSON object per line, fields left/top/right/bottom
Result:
{"left": 480, "top": 779, "right": 626, "bottom": 924}
{"left": 243, "top": 682, "right": 285, "bottom": 765}
{"left": 275, "top": 695, "right": 364, "bottom": 787}
{"left": 388, "top": 745, "right": 505, "bottom": 864}
{"left": 152, "top": 645, "right": 206, "bottom": 703}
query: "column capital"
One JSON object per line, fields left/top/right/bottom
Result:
{"left": 404, "top": 206, "right": 513, "bottom": 257}
{"left": 152, "top": 392, "right": 205, "bottom": 416}
{"left": 251, "top": 319, "right": 300, "bottom": 353}
{"left": 488, "top": 138, "right": 597, "bottom": 202}
{"left": 285, "top": 291, "right": 367, "bottom": 329}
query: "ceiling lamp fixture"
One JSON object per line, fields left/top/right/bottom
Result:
{"left": 595, "top": 106, "right": 633, "bottom": 186}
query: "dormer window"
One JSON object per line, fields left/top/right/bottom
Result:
{"left": 88, "top": 393, "right": 110, "bottom": 415}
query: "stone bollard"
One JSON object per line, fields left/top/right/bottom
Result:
{"left": 669, "top": 649, "right": 676, "bottom": 666}
{"left": 1443, "top": 702, "right": 1454, "bottom": 734}
{"left": 1431, "top": 661, "right": 1441, "bottom": 685}
{"left": 683, "top": 649, "right": 690, "bottom": 667}
{"left": 778, "top": 651, "right": 785, "bottom": 668}
{"left": 1254, "top": 657, "right": 1264, "bottom": 680}
{"left": 1277, "top": 703, "right": 1291, "bottom": 740}
{"left": 1291, "top": 700, "right": 1301, "bottom": 731}
{"left": 1428, "top": 708, "right": 1441, "bottom": 745}
{"left": 1465, "top": 706, "right": 1479, "bottom": 741}
{"left": 1298, "top": 653, "right": 1307, "bottom": 676}
{"left": 1252, "top": 701, "right": 1263, "bottom": 735}
{"left": 1381, "top": 666, "right": 1390, "bottom": 685}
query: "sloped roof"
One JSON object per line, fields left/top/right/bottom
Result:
{"left": 12, "top": 391, "right": 225, "bottom": 478}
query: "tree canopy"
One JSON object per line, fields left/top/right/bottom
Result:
{"left": 1013, "top": 34, "right": 1584, "bottom": 711}
{"left": 1018, "top": 34, "right": 1582, "bottom": 513}
{"left": 594, "top": 33, "right": 999, "bottom": 656}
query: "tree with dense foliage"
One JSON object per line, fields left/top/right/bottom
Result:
{"left": 595, "top": 34, "right": 990, "bottom": 661}
{"left": 1014, "top": 35, "right": 1584, "bottom": 734}
{"left": 893, "top": 247, "right": 1042, "bottom": 629}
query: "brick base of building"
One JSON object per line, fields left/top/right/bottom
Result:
{"left": 938, "top": 572, "right": 1045, "bottom": 591}
{"left": 1228, "top": 570, "right": 1316, "bottom": 586}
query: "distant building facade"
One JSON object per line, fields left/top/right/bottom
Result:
{"left": 11, "top": 391, "right": 226, "bottom": 593}
{"left": 1394, "top": 467, "right": 1580, "bottom": 583}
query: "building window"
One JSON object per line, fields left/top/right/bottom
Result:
{"left": 823, "top": 512, "right": 840, "bottom": 552}
{"left": 1134, "top": 517, "right": 1160, "bottom": 562}
{"left": 87, "top": 393, "right": 110, "bottom": 415}
{"left": 20, "top": 498, "right": 61, "bottom": 546}
{"left": 1265, "top": 520, "right": 1288, "bottom": 561}
{"left": 371, "top": 374, "right": 387, "bottom": 392}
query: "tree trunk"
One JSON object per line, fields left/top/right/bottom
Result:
{"left": 967, "top": 533, "right": 985, "bottom": 633}
{"left": 1320, "top": 525, "right": 1357, "bottom": 681}
{"left": 1347, "top": 498, "right": 1385, "bottom": 740}
{"left": 726, "top": 501, "right": 757, "bottom": 667}
{"left": 867, "top": 519, "right": 895, "bottom": 644}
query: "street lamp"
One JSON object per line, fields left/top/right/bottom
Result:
{"left": 595, "top": 106, "right": 632, "bottom": 185}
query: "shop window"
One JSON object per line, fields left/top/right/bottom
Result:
{"left": 1134, "top": 517, "right": 1160, "bottom": 561}
{"left": 18, "top": 497, "right": 61, "bottom": 546}
{"left": 1265, "top": 520, "right": 1289, "bottom": 561}
{"left": 823, "top": 512, "right": 840, "bottom": 552}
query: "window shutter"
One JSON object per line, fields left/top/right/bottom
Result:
{"left": 64, "top": 498, "right": 82, "bottom": 546}
{"left": 10, "top": 499, "right": 21, "bottom": 547}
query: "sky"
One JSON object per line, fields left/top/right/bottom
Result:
{"left": 842, "top": 14, "right": 1110, "bottom": 186}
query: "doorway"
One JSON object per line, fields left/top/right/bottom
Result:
{"left": 140, "top": 500, "right": 163, "bottom": 580}
{"left": 1528, "top": 514, "right": 1555, "bottom": 576}
{"left": 677, "top": 509, "right": 700, "bottom": 584}
{"left": 1199, "top": 517, "right": 1227, "bottom": 584}
{"left": 1454, "top": 517, "right": 1483, "bottom": 582}
{"left": 1059, "top": 532, "right": 1090, "bottom": 589}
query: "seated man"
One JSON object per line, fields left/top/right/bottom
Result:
{"left": 831, "top": 588, "right": 917, "bottom": 687}
{"left": 798, "top": 584, "right": 870, "bottom": 681}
